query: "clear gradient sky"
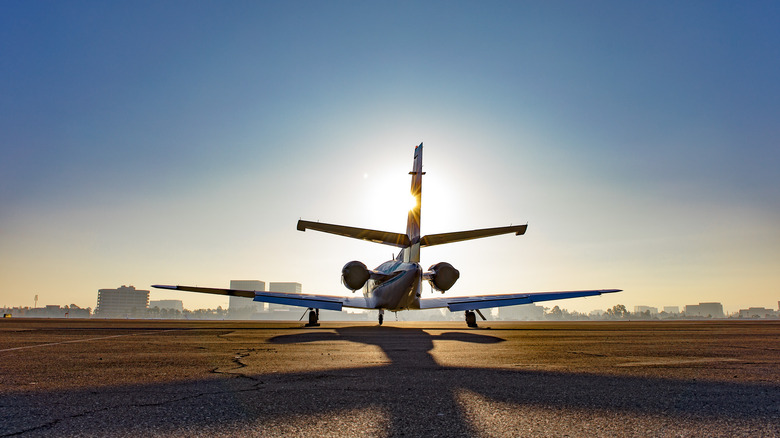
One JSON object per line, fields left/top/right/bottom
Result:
{"left": 2, "top": 1, "right": 779, "bottom": 314}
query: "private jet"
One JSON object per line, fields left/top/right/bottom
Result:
{"left": 154, "top": 143, "right": 620, "bottom": 327}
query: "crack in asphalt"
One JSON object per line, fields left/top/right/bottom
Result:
{"left": 209, "top": 348, "right": 261, "bottom": 381}
{"left": 3, "top": 348, "right": 268, "bottom": 437}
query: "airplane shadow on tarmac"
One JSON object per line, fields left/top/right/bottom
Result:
{"left": 2, "top": 326, "right": 779, "bottom": 437}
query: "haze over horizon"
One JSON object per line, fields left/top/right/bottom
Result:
{"left": 2, "top": 2, "right": 778, "bottom": 314}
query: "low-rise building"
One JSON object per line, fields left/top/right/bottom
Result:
{"left": 684, "top": 302, "right": 724, "bottom": 318}
{"left": 738, "top": 307, "right": 778, "bottom": 319}
{"left": 634, "top": 305, "right": 658, "bottom": 315}
{"left": 497, "top": 303, "right": 545, "bottom": 321}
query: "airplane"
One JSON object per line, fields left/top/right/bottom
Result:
{"left": 154, "top": 143, "right": 620, "bottom": 327}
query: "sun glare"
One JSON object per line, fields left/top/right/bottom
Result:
{"left": 409, "top": 193, "right": 419, "bottom": 211}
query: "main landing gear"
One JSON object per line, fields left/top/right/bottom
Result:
{"left": 305, "top": 308, "right": 320, "bottom": 327}
{"left": 378, "top": 309, "right": 384, "bottom": 326}
{"left": 465, "top": 310, "right": 478, "bottom": 328}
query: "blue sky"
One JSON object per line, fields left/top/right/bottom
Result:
{"left": 2, "top": 1, "right": 779, "bottom": 314}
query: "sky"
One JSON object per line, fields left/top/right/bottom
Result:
{"left": 2, "top": 1, "right": 779, "bottom": 315}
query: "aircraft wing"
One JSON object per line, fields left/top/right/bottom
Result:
{"left": 152, "top": 285, "right": 373, "bottom": 311}
{"left": 419, "top": 289, "right": 622, "bottom": 312}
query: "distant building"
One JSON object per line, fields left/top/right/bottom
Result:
{"left": 738, "top": 307, "right": 778, "bottom": 319}
{"left": 269, "top": 282, "right": 302, "bottom": 293}
{"left": 95, "top": 285, "right": 149, "bottom": 318}
{"left": 684, "top": 302, "right": 724, "bottom": 318}
{"left": 228, "top": 280, "right": 265, "bottom": 316}
{"left": 267, "top": 282, "right": 303, "bottom": 314}
{"left": 3, "top": 305, "right": 91, "bottom": 318}
{"left": 497, "top": 303, "right": 545, "bottom": 321}
{"left": 634, "top": 305, "right": 658, "bottom": 315}
{"left": 149, "top": 300, "right": 184, "bottom": 312}
{"left": 663, "top": 306, "right": 680, "bottom": 314}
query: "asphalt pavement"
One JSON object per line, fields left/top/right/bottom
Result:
{"left": 1, "top": 319, "right": 778, "bottom": 437}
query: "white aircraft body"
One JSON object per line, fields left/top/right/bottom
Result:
{"left": 154, "top": 143, "right": 620, "bottom": 327}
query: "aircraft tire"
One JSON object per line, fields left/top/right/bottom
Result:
{"left": 465, "top": 311, "right": 477, "bottom": 327}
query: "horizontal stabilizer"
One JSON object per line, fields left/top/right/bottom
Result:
{"left": 420, "top": 224, "right": 527, "bottom": 247}
{"left": 419, "top": 289, "right": 622, "bottom": 312}
{"left": 152, "top": 285, "right": 374, "bottom": 311}
{"left": 297, "top": 220, "right": 410, "bottom": 248}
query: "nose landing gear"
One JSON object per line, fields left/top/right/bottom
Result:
{"left": 378, "top": 309, "right": 384, "bottom": 325}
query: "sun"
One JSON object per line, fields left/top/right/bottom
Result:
{"left": 408, "top": 193, "right": 419, "bottom": 211}
{"left": 386, "top": 191, "right": 418, "bottom": 216}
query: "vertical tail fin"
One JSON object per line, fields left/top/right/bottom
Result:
{"left": 405, "top": 143, "right": 424, "bottom": 262}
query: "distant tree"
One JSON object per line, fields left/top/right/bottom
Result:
{"left": 605, "top": 304, "right": 628, "bottom": 319}
{"left": 547, "top": 305, "right": 563, "bottom": 320}
{"left": 567, "top": 310, "right": 590, "bottom": 321}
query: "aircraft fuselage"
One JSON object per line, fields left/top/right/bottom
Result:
{"left": 364, "top": 260, "right": 422, "bottom": 311}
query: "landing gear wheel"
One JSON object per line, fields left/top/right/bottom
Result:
{"left": 305, "top": 309, "right": 320, "bottom": 327}
{"left": 378, "top": 309, "right": 384, "bottom": 326}
{"left": 465, "top": 310, "right": 478, "bottom": 328}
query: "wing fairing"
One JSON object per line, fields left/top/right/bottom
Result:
{"left": 420, "top": 289, "right": 622, "bottom": 312}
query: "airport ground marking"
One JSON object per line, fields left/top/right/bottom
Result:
{"left": 0, "top": 329, "right": 180, "bottom": 353}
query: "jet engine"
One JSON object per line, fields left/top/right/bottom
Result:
{"left": 425, "top": 262, "right": 460, "bottom": 293}
{"left": 341, "top": 260, "right": 370, "bottom": 291}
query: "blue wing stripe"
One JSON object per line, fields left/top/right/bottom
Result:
{"left": 253, "top": 293, "right": 343, "bottom": 311}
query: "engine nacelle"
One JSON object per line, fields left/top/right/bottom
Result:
{"left": 425, "top": 262, "right": 460, "bottom": 293}
{"left": 341, "top": 260, "right": 370, "bottom": 291}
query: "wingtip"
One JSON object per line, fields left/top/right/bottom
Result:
{"left": 152, "top": 284, "right": 177, "bottom": 290}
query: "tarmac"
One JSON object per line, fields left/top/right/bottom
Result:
{"left": 1, "top": 319, "right": 778, "bottom": 437}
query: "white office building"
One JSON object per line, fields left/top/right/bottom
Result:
{"left": 95, "top": 285, "right": 149, "bottom": 318}
{"left": 228, "top": 280, "right": 265, "bottom": 313}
